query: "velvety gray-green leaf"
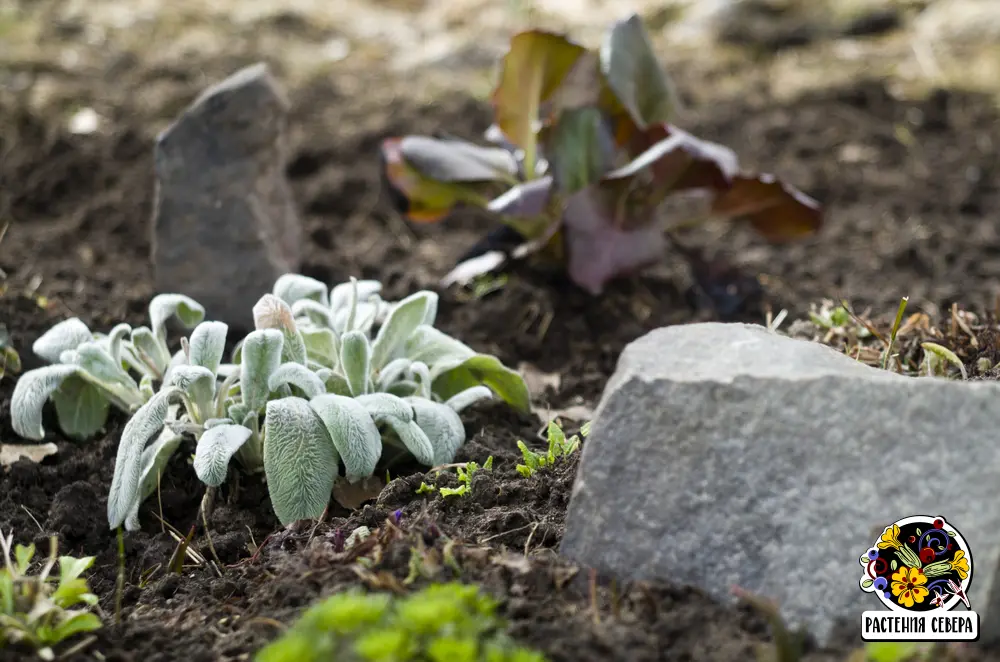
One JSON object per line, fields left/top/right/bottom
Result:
{"left": 330, "top": 280, "right": 382, "bottom": 314}
{"left": 355, "top": 392, "right": 414, "bottom": 423}
{"left": 273, "top": 274, "right": 329, "bottom": 307}
{"left": 445, "top": 385, "right": 493, "bottom": 413}
{"left": 407, "top": 397, "right": 467, "bottom": 465}
{"left": 107, "top": 323, "right": 133, "bottom": 366}
{"left": 51, "top": 375, "right": 111, "bottom": 440}
{"left": 240, "top": 329, "right": 284, "bottom": 411}
{"left": 383, "top": 417, "right": 435, "bottom": 466}
{"left": 309, "top": 393, "right": 382, "bottom": 480}
{"left": 263, "top": 397, "right": 339, "bottom": 525}
{"left": 66, "top": 341, "right": 133, "bottom": 388}
{"left": 300, "top": 326, "right": 338, "bottom": 368}
{"left": 376, "top": 358, "right": 412, "bottom": 392}
{"left": 130, "top": 326, "right": 170, "bottom": 374}
{"left": 11, "top": 364, "right": 81, "bottom": 440}
{"left": 149, "top": 294, "right": 205, "bottom": 343}
{"left": 403, "top": 325, "right": 476, "bottom": 366}
{"left": 108, "top": 387, "right": 179, "bottom": 529}
{"left": 194, "top": 424, "right": 253, "bottom": 487}
{"left": 292, "top": 299, "right": 336, "bottom": 329}
{"left": 340, "top": 330, "right": 371, "bottom": 397}
{"left": 32, "top": 318, "right": 92, "bottom": 364}
{"left": 268, "top": 362, "right": 326, "bottom": 399}
{"left": 317, "top": 369, "right": 352, "bottom": 397}
{"left": 188, "top": 321, "right": 228, "bottom": 375}
{"left": 167, "top": 365, "right": 216, "bottom": 416}
{"left": 370, "top": 291, "right": 437, "bottom": 370}
{"left": 128, "top": 422, "right": 184, "bottom": 530}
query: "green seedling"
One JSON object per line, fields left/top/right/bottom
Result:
{"left": 381, "top": 14, "right": 822, "bottom": 295}
{"left": 881, "top": 296, "right": 909, "bottom": 371}
{"left": 921, "top": 342, "right": 967, "bottom": 380}
{"left": 254, "top": 582, "right": 547, "bottom": 662}
{"left": 0, "top": 326, "right": 21, "bottom": 382}
{"left": 846, "top": 641, "right": 935, "bottom": 662}
{"left": 11, "top": 294, "right": 205, "bottom": 442}
{"left": 439, "top": 457, "right": 494, "bottom": 498}
{"left": 94, "top": 274, "right": 529, "bottom": 531}
{"left": 516, "top": 420, "right": 589, "bottom": 477}
{"left": 0, "top": 531, "right": 102, "bottom": 660}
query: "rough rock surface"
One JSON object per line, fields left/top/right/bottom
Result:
{"left": 151, "top": 62, "right": 302, "bottom": 331}
{"left": 561, "top": 322, "right": 1000, "bottom": 645}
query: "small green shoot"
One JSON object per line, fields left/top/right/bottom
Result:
{"left": 0, "top": 531, "right": 102, "bottom": 660}
{"left": 881, "top": 296, "right": 909, "bottom": 371}
{"left": 516, "top": 420, "right": 589, "bottom": 478}
{"left": 439, "top": 457, "right": 493, "bottom": 498}
{"left": 921, "top": 342, "right": 967, "bottom": 380}
{"left": 846, "top": 641, "right": 935, "bottom": 662}
{"left": 254, "top": 582, "right": 547, "bottom": 662}
{"left": 0, "top": 326, "right": 21, "bottom": 382}
{"left": 415, "top": 482, "right": 437, "bottom": 495}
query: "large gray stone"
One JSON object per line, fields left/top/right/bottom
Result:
{"left": 151, "top": 62, "right": 302, "bottom": 331}
{"left": 561, "top": 322, "right": 1000, "bottom": 645}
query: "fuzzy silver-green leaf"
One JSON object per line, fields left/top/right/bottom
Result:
{"left": 108, "top": 387, "right": 179, "bottom": 529}
{"left": 263, "top": 397, "right": 339, "bottom": 525}
{"left": 309, "top": 393, "right": 382, "bottom": 481}
{"left": 32, "top": 318, "right": 93, "bottom": 364}
{"left": 407, "top": 397, "right": 467, "bottom": 465}
{"left": 51, "top": 375, "right": 111, "bottom": 440}
{"left": 370, "top": 291, "right": 437, "bottom": 370}
{"left": 240, "top": 329, "right": 284, "bottom": 412}
{"left": 194, "top": 424, "right": 253, "bottom": 487}
{"left": 340, "top": 330, "right": 371, "bottom": 397}
{"left": 11, "top": 364, "right": 81, "bottom": 440}
{"left": 273, "top": 274, "right": 329, "bottom": 307}
{"left": 268, "top": 362, "right": 326, "bottom": 399}
{"left": 188, "top": 321, "right": 228, "bottom": 376}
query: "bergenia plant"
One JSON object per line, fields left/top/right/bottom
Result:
{"left": 104, "top": 274, "right": 530, "bottom": 531}
{"left": 380, "top": 14, "right": 823, "bottom": 295}
{"left": 10, "top": 296, "right": 205, "bottom": 442}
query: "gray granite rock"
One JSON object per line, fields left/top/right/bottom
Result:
{"left": 561, "top": 322, "right": 1000, "bottom": 645}
{"left": 151, "top": 62, "right": 302, "bottom": 331}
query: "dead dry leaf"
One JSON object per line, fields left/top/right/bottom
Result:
{"left": 1, "top": 443, "right": 57, "bottom": 467}
{"left": 333, "top": 475, "right": 386, "bottom": 510}
{"left": 517, "top": 361, "right": 562, "bottom": 396}
{"left": 530, "top": 403, "right": 594, "bottom": 423}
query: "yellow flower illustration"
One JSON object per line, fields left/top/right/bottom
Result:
{"left": 950, "top": 551, "right": 970, "bottom": 580}
{"left": 891, "top": 566, "right": 929, "bottom": 608}
{"left": 878, "top": 524, "right": 902, "bottom": 550}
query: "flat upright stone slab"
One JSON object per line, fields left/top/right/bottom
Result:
{"left": 561, "top": 322, "right": 1000, "bottom": 645}
{"left": 151, "top": 62, "right": 302, "bottom": 331}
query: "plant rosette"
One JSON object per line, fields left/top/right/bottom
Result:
{"left": 380, "top": 14, "right": 822, "bottom": 296}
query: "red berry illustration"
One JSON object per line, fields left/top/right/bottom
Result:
{"left": 933, "top": 519, "right": 944, "bottom": 529}
{"left": 909, "top": 536, "right": 916, "bottom": 543}
{"left": 920, "top": 547, "right": 936, "bottom": 563}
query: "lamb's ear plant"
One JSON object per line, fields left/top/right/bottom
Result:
{"left": 10, "top": 294, "right": 205, "bottom": 442}
{"left": 107, "top": 274, "right": 532, "bottom": 530}
{"left": 381, "top": 14, "right": 822, "bottom": 294}
{"left": 0, "top": 531, "right": 102, "bottom": 660}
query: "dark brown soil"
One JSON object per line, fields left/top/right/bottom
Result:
{"left": 2, "top": 53, "right": 1000, "bottom": 662}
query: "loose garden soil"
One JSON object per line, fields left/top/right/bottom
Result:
{"left": 2, "top": 53, "right": 1000, "bottom": 662}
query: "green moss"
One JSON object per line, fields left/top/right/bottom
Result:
{"left": 255, "top": 582, "right": 547, "bottom": 662}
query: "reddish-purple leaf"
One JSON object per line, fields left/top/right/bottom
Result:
{"left": 712, "top": 175, "right": 823, "bottom": 242}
